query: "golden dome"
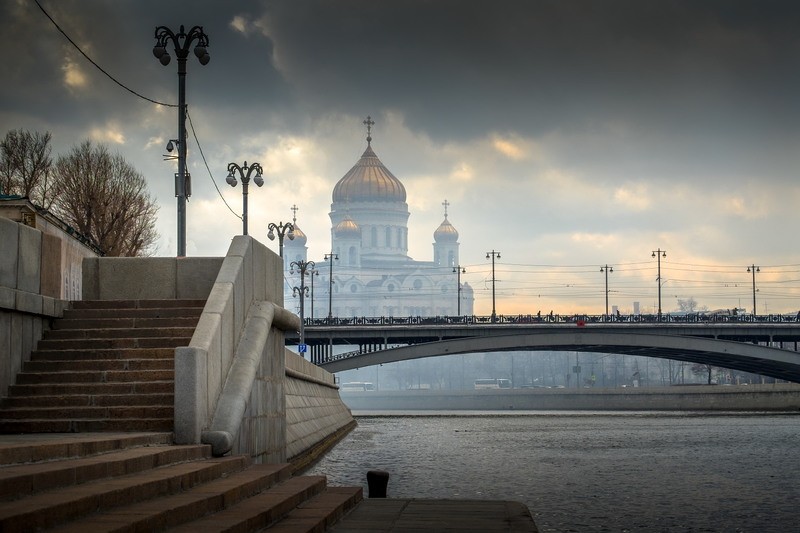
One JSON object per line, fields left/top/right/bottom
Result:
{"left": 335, "top": 215, "right": 361, "bottom": 238}
{"left": 332, "top": 146, "right": 406, "bottom": 203}
{"left": 290, "top": 223, "right": 307, "bottom": 245}
{"left": 434, "top": 216, "right": 459, "bottom": 242}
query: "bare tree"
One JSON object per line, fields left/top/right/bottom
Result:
{"left": 677, "top": 297, "right": 698, "bottom": 313}
{"left": 0, "top": 129, "right": 57, "bottom": 207}
{"left": 52, "top": 141, "right": 158, "bottom": 256}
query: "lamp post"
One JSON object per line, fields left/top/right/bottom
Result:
{"left": 747, "top": 264, "right": 760, "bottom": 315}
{"left": 153, "top": 25, "right": 210, "bottom": 257}
{"left": 226, "top": 161, "right": 263, "bottom": 235}
{"left": 267, "top": 221, "right": 295, "bottom": 257}
{"left": 600, "top": 264, "right": 613, "bottom": 320}
{"left": 290, "top": 259, "right": 315, "bottom": 354}
{"left": 309, "top": 268, "right": 319, "bottom": 320}
{"left": 324, "top": 252, "right": 339, "bottom": 320}
{"left": 486, "top": 250, "right": 501, "bottom": 322}
{"left": 651, "top": 248, "right": 667, "bottom": 321}
{"left": 453, "top": 265, "right": 466, "bottom": 316}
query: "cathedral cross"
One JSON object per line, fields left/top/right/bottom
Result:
{"left": 363, "top": 115, "right": 374, "bottom": 146}
{"left": 291, "top": 203, "right": 299, "bottom": 224}
{"left": 442, "top": 199, "right": 450, "bottom": 218}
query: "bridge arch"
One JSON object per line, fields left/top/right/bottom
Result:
{"left": 320, "top": 332, "right": 800, "bottom": 383}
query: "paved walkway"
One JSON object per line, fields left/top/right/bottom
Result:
{"left": 329, "top": 498, "right": 538, "bottom": 532}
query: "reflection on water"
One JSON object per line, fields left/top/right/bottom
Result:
{"left": 307, "top": 411, "right": 800, "bottom": 532}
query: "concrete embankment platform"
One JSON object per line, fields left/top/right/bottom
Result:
{"left": 340, "top": 383, "right": 800, "bottom": 411}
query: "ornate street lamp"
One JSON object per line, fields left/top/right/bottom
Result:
{"left": 600, "top": 264, "right": 613, "bottom": 320}
{"left": 486, "top": 250, "right": 501, "bottom": 322}
{"left": 267, "top": 221, "right": 295, "bottom": 257}
{"left": 652, "top": 248, "right": 667, "bottom": 321}
{"left": 153, "top": 25, "right": 210, "bottom": 257}
{"left": 453, "top": 265, "right": 466, "bottom": 316}
{"left": 747, "top": 264, "right": 760, "bottom": 315}
{"left": 290, "top": 259, "right": 316, "bottom": 355}
{"left": 226, "top": 161, "right": 264, "bottom": 235}
{"left": 324, "top": 252, "right": 339, "bottom": 320}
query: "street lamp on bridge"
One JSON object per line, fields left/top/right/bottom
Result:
{"left": 747, "top": 264, "right": 760, "bottom": 315}
{"left": 153, "top": 24, "right": 210, "bottom": 257}
{"left": 600, "top": 264, "right": 613, "bottom": 319}
{"left": 226, "top": 161, "right": 264, "bottom": 236}
{"left": 290, "top": 259, "right": 315, "bottom": 355}
{"left": 453, "top": 265, "right": 466, "bottom": 316}
{"left": 267, "top": 221, "right": 295, "bottom": 258}
{"left": 652, "top": 249, "right": 667, "bottom": 321}
{"left": 486, "top": 250, "right": 501, "bottom": 323}
{"left": 324, "top": 252, "right": 339, "bottom": 320}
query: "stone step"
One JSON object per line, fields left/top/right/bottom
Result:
{"left": 8, "top": 381, "right": 172, "bottom": 397}
{"left": 52, "top": 317, "right": 201, "bottom": 330}
{"left": 2, "top": 393, "right": 173, "bottom": 408}
{"left": 36, "top": 337, "right": 192, "bottom": 350}
{"left": 50, "top": 465, "right": 302, "bottom": 533}
{"left": 45, "top": 326, "right": 197, "bottom": 340}
{"left": 23, "top": 359, "right": 173, "bottom": 373}
{"left": 0, "top": 432, "right": 173, "bottom": 465}
{"left": 15, "top": 369, "right": 173, "bottom": 385}
{"left": 0, "top": 454, "right": 250, "bottom": 532}
{"left": 63, "top": 307, "right": 203, "bottom": 320}
{"left": 0, "top": 444, "right": 211, "bottom": 501}
{"left": 0, "top": 405, "right": 172, "bottom": 420}
{"left": 264, "top": 486, "right": 364, "bottom": 533}
{"left": 70, "top": 299, "right": 206, "bottom": 310}
{"left": 167, "top": 475, "right": 336, "bottom": 533}
{"left": 0, "top": 418, "right": 174, "bottom": 433}
{"left": 30, "top": 347, "right": 176, "bottom": 361}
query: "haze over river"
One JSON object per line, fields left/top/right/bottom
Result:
{"left": 307, "top": 411, "right": 799, "bottom": 532}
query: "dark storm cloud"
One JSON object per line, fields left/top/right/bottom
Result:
{"left": 263, "top": 0, "right": 800, "bottom": 144}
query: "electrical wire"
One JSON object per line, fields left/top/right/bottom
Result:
{"left": 186, "top": 110, "right": 241, "bottom": 220}
{"left": 33, "top": 0, "right": 176, "bottom": 108}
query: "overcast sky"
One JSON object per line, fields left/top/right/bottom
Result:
{"left": 2, "top": 0, "right": 799, "bottom": 315}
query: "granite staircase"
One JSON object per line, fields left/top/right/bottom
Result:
{"left": 0, "top": 300, "right": 363, "bottom": 531}
{"left": 0, "top": 433, "right": 361, "bottom": 532}
{"left": 0, "top": 299, "right": 204, "bottom": 433}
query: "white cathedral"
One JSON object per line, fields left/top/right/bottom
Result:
{"left": 282, "top": 118, "right": 474, "bottom": 319}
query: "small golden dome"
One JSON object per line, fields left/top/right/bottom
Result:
{"left": 290, "top": 224, "right": 307, "bottom": 245}
{"left": 332, "top": 146, "right": 406, "bottom": 203}
{"left": 335, "top": 215, "right": 361, "bottom": 238}
{"left": 434, "top": 216, "right": 459, "bottom": 242}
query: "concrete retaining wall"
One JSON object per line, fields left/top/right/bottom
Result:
{"left": 339, "top": 384, "right": 800, "bottom": 411}
{"left": 0, "top": 217, "right": 68, "bottom": 396}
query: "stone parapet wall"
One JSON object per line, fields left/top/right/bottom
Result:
{"left": 0, "top": 217, "right": 69, "bottom": 396}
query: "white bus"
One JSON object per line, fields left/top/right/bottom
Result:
{"left": 340, "top": 382, "right": 376, "bottom": 392}
{"left": 474, "top": 378, "right": 511, "bottom": 390}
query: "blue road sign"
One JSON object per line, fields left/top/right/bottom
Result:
{"left": 298, "top": 343, "right": 308, "bottom": 353}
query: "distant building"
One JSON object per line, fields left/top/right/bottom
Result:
{"left": 284, "top": 118, "right": 473, "bottom": 318}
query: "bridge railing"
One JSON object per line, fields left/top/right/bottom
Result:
{"left": 303, "top": 312, "right": 800, "bottom": 327}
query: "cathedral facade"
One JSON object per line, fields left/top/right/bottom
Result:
{"left": 283, "top": 120, "right": 474, "bottom": 319}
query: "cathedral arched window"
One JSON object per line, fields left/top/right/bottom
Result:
{"left": 371, "top": 227, "right": 378, "bottom": 247}
{"left": 348, "top": 246, "right": 358, "bottom": 265}
{"left": 385, "top": 227, "right": 392, "bottom": 248}
{"left": 448, "top": 251, "right": 455, "bottom": 267}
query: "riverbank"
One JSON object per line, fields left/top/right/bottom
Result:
{"left": 339, "top": 383, "right": 800, "bottom": 411}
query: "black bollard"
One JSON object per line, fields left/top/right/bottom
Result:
{"left": 366, "top": 469, "right": 389, "bottom": 498}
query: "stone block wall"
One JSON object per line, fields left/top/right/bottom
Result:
{"left": 285, "top": 350, "right": 355, "bottom": 462}
{"left": 0, "top": 217, "right": 69, "bottom": 396}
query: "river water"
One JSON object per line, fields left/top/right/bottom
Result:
{"left": 306, "top": 411, "right": 800, "bottom": 532}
